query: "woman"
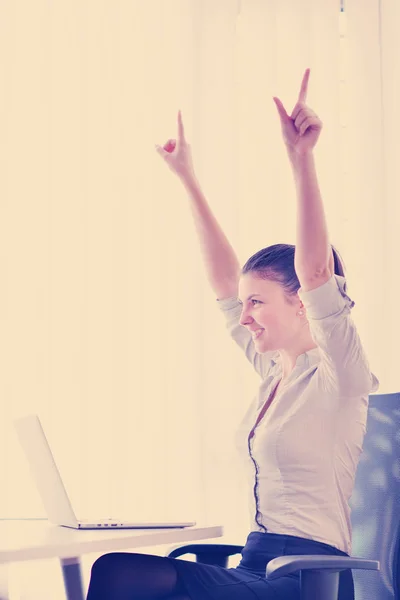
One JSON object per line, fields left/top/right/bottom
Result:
{"left": 86, "top": 69, "right": 379, "bottom": 600}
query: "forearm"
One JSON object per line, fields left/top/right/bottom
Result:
{"left": 180, "top": 174, "right": 241, "bottom": 298}
{"left": 288, "top": 150, "right": 331, "bottom": 274}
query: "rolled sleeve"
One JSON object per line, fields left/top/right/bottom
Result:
{"left": 299, "top": 274, "right": 355, "bottom": 320}
{"left": 298, "top": 275, "right": 379, "bottom": 397}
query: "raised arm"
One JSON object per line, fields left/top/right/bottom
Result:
{"left": 156, "top": 113, "right": 277, "bottom": 379}
{"left": 273, "top": 69, "right": 333, "bottom": 291}
{"left": 156, "top": 111, "right": 241, "bottom": 300}
{"left": 273, "top": 70, "right": 378, "bottom": 396}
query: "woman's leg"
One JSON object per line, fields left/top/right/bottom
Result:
{"left": 86, "top": 552, "right": 189, "bottom": 600}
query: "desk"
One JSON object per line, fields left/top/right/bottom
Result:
{"left": 0, "top": 521, "right": 223, "bottom": 600}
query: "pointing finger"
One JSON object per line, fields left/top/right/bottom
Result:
{"left": 298, "top": 68, "right": 310, "bottom": 103}
{"left": 178, "top": 110, "right": 186, "bottom": 142}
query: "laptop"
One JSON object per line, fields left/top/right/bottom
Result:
{"left": 13, "top": 414, "right": 196, "bottom": 530}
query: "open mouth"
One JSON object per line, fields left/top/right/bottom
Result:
{"left": 252, "top": 329, "right": 264, "bottom": 340}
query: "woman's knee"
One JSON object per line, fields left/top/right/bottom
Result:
{"left": 90, "top": 552, "right": 149, "bottom": 584}
{"left": 91, "top": 552, "right": 127, "bottom": 574}
{"left": 89, "top": 552, "right": 181, "bottom": 591}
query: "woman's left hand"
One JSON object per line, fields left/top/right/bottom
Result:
{"left": 273, "top": 68, "right": 323, "bottom": 155}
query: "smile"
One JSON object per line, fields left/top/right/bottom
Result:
{"left": 252, "top": 329, "right": 264, "bottom": 340}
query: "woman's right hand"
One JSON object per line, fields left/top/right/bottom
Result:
{"left": 155, "top": 111, "right": 196, "bottom": 181}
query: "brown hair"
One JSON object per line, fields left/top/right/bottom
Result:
{"left": 241, "top": 243, "right": 345, "bottom": 302}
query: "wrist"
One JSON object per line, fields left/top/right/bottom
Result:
{"left": 180, "top": 171, "right": 199, "bottom": 189}
{"left": 287, "top": 148, "right": 315, "bottom": 169}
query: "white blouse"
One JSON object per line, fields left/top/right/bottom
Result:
{"left": 217, "top": 274, "right": 379, "bottom": 554}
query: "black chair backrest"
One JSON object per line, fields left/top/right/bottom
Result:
{"left": 350, "top": 392, "right": 400, "bottom": 599}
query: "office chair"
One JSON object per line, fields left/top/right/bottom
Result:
{"left": 167, "top": 392, "right": 400, "bottom": 600}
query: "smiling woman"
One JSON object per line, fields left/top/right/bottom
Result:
{"left": 237, "top": 242, "right": 345, "bottom": 379}
{"left": 86, "top": 72, "right": 378, "bottom": 600}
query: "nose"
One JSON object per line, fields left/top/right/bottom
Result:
{"left": 239, "top": 306, "right": 254, "bottom": 327}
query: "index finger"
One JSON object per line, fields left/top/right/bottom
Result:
{"left": 298, "top": 68, "right": 310, "bottom": 103}
{"left": 178, "top": 110, "right": 186, "bottom": 142}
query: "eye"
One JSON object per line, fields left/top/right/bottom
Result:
{"left": 237, "top": 298, "right": 262, "bottom": 306}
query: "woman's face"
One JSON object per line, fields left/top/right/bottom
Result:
{"left": 237, "top": 272, "right": 304, "bottom": 353}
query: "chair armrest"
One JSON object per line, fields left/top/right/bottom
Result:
{"left": 266, "top": 555, "right": 380, "bottom": 580}
{"left": 167, "top": 544, "right": 244, "bottom": 567}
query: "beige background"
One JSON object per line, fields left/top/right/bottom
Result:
{"left": 0, "top": 0, "right": 398, "bottom": 596}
